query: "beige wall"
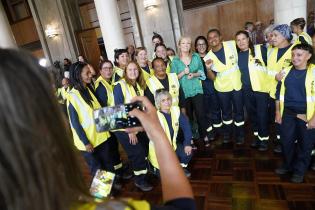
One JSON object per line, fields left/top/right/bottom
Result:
{"left": 182, "top": 0, "right": 314, "bottom": 43}
{"left": 182, "top": 0, "right": 274, "bottom": 42}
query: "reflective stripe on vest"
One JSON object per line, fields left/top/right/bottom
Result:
{"left": 279, "top": 65, "right": 315, "bottom": 121}
{"left": 141, "top": 66, "right": 154, "bottom": 81}
{"left": 148, "top": 106, "right": 180, "bottom": 169}
{"left": 267, "top": 44, "right": 295, "bottom": 98}
{"left": 146, "top": 73, "right": 180, "bottom": 106}
{"left": 246, "top": 45, "right": 269, "bottom": 93}
{"left": 205, "top": 40, "right": 242, "bottom": 92}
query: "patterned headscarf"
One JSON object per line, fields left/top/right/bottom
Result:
{"left": 273, "top": 24, "right": 293, "bottom": 41}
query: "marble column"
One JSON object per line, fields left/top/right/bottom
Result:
{"left": 94, "top": 0, "right": 126, "bottom": 62}
{"left": 0, "top": 2, "right": 17, "bottom": 48}
{"left": 274, "top": 0, "right": 307, "bottom": 25}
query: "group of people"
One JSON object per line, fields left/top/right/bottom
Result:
{"left": 55, "top": 18, "right": 315, "bottom": 191}
{"left": 54, "top": 17, "right": 315, "bottom": 202}
{"left": 2, "top": 11, "right": 315, "bottom": 210}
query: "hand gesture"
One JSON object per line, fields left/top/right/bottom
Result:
{"left": 184, "top": 146, "right": 192, "bottom": 156}
{"left": 129, "top": 133, "right": 138, "bottom": 145}
{"left": 187, "top": 73, "right": 194, "bottom": 80}
{"left": 184, "top": 66, "right": 190, "bottom": 75}
{"left": 205, "top": 59, "right": 213, "bottom": 70}
{"left": 85, "top": 143, "right": 94, "bottom": 153}
{"left": 275, "top": 111, "right": 282, "bottom": 124}
{"left": 307, "top": 117, "right": 315, "bottom": 129}
{"left": 275, "top": 70, "right": 285, "bottom": 81}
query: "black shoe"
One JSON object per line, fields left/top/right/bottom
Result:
{"left": 183, "top": 168, "right": 191, "bottom": 178}
{"left": 273, "top": 144, "right": 282, "bottom": 154}
{"left": 251, "top": 138, "right": 260, "bottom": 148}
{"left": 223, "top": 135, "right": 230, "bottom": 143}
{"left": 117, "top": 170, "right": 133, "bottom": 180}
{"left": 236, "top": 136, "right": 245, "bottom": 145}
{"left": 275, "top": 167, "right": 289, "bottom": 175}
{"left": 258, "top": 141, "right": 268, "bottom": 151}
{"left": 135, "top": 180, "right": 153, "bottom": 192}
{"left": 290, "top": 174, "right": 304, "bottom": 183}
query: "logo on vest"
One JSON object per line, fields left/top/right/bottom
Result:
{"left": 283, "top": 59, "right": 291, "bottom": 66}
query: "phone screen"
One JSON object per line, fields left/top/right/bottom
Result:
{"left": 94, "top": 102, "right": 142, "bottom": 132}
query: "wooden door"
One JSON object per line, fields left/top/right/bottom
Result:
{"left": 76, "top": 28, "right": 100, "bottom": 71}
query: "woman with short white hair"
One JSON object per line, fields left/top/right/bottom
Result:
{"left": 148, "top": 89, "right": 193, "bottom": 177}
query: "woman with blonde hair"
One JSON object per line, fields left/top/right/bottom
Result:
{"left": 113, "top": 61, "right": 152, "bottom": 191}
{"left": 171, "top": 36, "right": 212, "bottom": 147}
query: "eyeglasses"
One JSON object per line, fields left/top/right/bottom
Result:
{"left": 197, "top": 44, "right": 206, "bottom": 47}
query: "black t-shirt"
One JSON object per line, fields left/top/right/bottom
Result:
{"left": 144, "top": 75, "right": 185, "bottom": 108}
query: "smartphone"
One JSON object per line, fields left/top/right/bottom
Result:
{"left": 94, "top": 101, "right": 143, "bottom": 132}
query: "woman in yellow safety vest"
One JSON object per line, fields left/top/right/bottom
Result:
{"left": 145, "top": 57, "right": 184, "bottom": 109}
{"left": 135, "top": 47, "right": 154, "bottom": 81}
{"left": 268, "top": 24, "right": 295, "bottom": 153}
{"left": 148, "top": 89, "right": 192, "bottom": 178}
{"left": 235, "top": 30, "right": 270, "bottom": 151}
{"left": 275, "top": 43, "right": 315, "bottom": 183}
{"left": 0, "top": 48, "right": 196, "bottom": 210}
{"left": 94, "top": 59, "right": 129, "bottom": 185}
{"left": 67, "top": 61, "right": 119, "bottom": 180}
{"left": 290, "top": 18, "right": 313, "bottom": 45}
{"left": 113, "top": 48, "right": 129, "bottom": 82}
{"left": 113, "top": 61, "right": 153, "bottom": 192}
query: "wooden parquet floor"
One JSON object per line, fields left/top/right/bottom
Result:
{"left": 114, "top": 134, "right": 315, "bottom": 210}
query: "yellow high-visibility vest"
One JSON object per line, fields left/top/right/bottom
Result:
{"left": 73, "top": 199, "right": 150, "bottom": 210}
{"left": 279, "top": 64, "right": 315, "bottom": 121}
{"left": 295, "top": 32, "right": 312, "bottom": 45}
{"left": 141, "top": 66, "right": 154, "bottom": 81}
{"left": 56, "top": 86, "right": 70, "bottom": 104}
{"left": 95, "top": 76, "right": 114, "bottom": 106}
{"left": 67, "top": 88, "right": 110, "bottom": 151}
{"left": 267, "top": 44, "right": 295, "bottom": 99}
{"left": 114, "top": 79, "right": 144, "bottom": 104}
{"left": 205, "top": 41, "right": 242, "bottom": 92}
{"left": 146, "top": 73, "right": 180, "bottom": 106}
{"left": 112, "top": 66, "right": 124, "bottom": 83}
{"left": 246, "top": 45, "right": 270, "bottom": 93}
{"left": 148, "top": 106, "right": 180, "bottom": 169}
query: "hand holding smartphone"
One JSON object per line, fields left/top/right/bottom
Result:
{"left": 94, "top": 101, "right": 144, "bottom": 132}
